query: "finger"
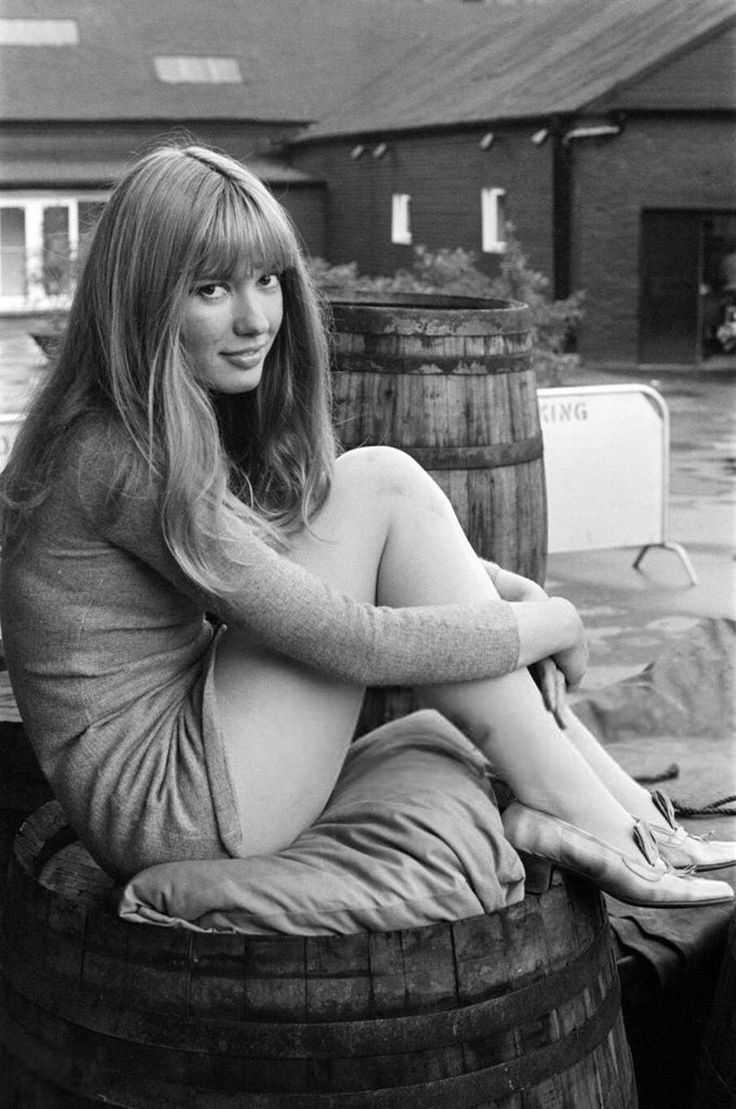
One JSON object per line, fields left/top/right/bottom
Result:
{"left": 538, "top": 660, "right": 556, "bottom": 711}
{"left": 553, "top": 668, "right": 567, "bottom": 728}
{"left": 529, "top": 661, "right": 548, "bottom": 698}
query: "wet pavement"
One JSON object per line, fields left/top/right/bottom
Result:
{"left": 0, "top": 317, "right": 48, "bottom": 421}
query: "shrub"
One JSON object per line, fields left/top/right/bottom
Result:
{"left": 311, "top": 228, "right": 584, "bottom": 386}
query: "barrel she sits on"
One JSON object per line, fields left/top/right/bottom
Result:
{"left": 0, "top": 142, "right": 733, "bottom": 913}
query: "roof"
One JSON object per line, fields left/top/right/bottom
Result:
{"left": 2, "top": 0, "right": 733, "bottom": 134}
{"left": 295, "top": 0, "right": 736, "bottom": 140}
{"left": 0, "top": 0, "right": 497, "bottom": 123}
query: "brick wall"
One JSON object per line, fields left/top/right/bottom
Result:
{"left": 274, "top": 182, "right": 327, "bottom": 259}
{"left": 571, "top": 115, "right": 736, "bottom": 364}
{"left": 291, "top": 126, "right": 555, "bottom": 280}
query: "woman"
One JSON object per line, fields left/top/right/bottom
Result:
{"left": 0, "top": 143, "right": 732, "bottom": 907}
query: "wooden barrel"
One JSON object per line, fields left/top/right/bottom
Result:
{"left": 329, "top": 293, "right": 547, "bottom": 583}
{"left": 692, "top": 907, "right": 736, "bottom": 1107}
{"left": 329, "top": 293, "right": 546, "bottom": 733}
{"left": 0, "top": 802, "right": 637, "bottom": 1108}
{"left": 0, "top": 715, "right": 54, "bottom": 893}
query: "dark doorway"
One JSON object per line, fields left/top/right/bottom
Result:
{"left": 639, "top": 210, "right": 701, "bottom": 364}
{"left": 702, "top": 213, "right": 736, "bottom": 360}
{"left": 639, "top": 209, "right": 736, "bottom": 364}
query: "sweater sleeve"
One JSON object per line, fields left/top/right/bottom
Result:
{"left": 75, "top": 425, "right": 520, "bottom": 687}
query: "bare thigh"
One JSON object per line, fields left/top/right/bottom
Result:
{"left": 213, "top": 449, "right": 393, "bottom": 855}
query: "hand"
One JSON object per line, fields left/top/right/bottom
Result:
{"left": 508, "top": 593, "right": 589, "bottom": 687}
{"left": 516, "top": 579, "right": 549, "bottom": 603}
{"left": 551, "top": 632, "right": 589, "bottom": 691}
{"left": 531, "top": 657, "right": 569, "bottom": 728}
{"left": 493, "top": 568, "right": 549, "bottom": 603}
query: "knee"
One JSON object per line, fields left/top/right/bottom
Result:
{"left": 335, "top": 445, "right": 445, "bottom": 508}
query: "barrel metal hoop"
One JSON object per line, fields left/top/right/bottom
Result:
{"left": 404, "top": 437, "right": 544, "bottom": 470}
{"left": 332, "top": 352, "right": 532, "bottom": 375}
{"left": 0, "top": 917, "right": 613, "bottom": 1057}
{"left": 336, "top": 438, "right": 544, "bottom": 472}
{"left": 0, "top": 962, "right": 625, "bottom": 1109}
{"left": 31, "top": 826, "right": 79, "bottom": 879}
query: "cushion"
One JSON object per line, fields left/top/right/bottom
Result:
{"left": 119, "top": 709, "right": 525, "bottom": 935}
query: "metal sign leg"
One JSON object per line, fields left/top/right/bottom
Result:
{"left": 633, "top": 543, "right": 699, "bottom": 587}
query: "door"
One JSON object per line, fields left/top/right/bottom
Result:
{"left": 638, "top": 210, "right": 701, "bottom": 364}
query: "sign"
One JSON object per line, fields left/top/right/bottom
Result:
{"left": 538, "top": 385, "right": 668, "bottom": 554}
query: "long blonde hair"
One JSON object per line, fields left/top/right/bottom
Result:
{"left": 0, "top": 143, "right": 337, "bottom": 592}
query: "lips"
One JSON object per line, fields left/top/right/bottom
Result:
{"left": 221, "top": 346, "right": 267, "bottom": 367}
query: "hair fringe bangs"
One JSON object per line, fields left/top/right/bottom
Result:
{"left": 192, "top": 181, "right": 299, "bottom": 283}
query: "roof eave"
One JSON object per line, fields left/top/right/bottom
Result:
{"left": 2, "top": 115, "right": 315, "bottom": 127}
{"left": 287, "top": 111, "right": 582, "bottom": 148}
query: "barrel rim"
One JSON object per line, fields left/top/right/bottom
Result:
{"left": 327, "top": 292, "right": 528, "bottom": 312}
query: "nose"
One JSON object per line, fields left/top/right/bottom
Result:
{"left": 232, "top": 286, "right": 269, "bottom": 336}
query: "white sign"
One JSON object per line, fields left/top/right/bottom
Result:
{"left": 538, "top": 385, "right": 668, "bottom": 554}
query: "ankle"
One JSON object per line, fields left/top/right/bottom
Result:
{"left": 528, "top": 799, "right": 640, "bottom": 857}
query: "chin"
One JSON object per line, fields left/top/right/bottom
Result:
{"left": 216, "top": 373, "right": 263, "bottom": 395}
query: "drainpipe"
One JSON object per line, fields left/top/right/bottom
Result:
{"left": 551, "top": 119, "right": 573, "bottom": 300}
{"left": 553, "top": 120, "right": 624, "bottom": 298}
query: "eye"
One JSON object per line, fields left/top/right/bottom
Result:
{"left": 257, "top": 273, "right": 281, "bottom": 289}
{"left": 194, "top": 282, "right": 229, "bottom": 300}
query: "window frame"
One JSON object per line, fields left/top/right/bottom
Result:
{"left": 153, "top": 55, "right": 243, "bottom": 84}
{"left": 481, "top": 187, "right": 508, "bottom": 254}
{"left": 0, "top": 191, "right": 108, "bottom": 312}
{"left": 391, "top": 193, "right": 413, "bottom": 246}
{"left": 0, "top": 18, "right": 79, "bottom": 45}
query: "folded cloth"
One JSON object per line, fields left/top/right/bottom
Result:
{"left": 119, "top": 709, "right": 525, "bottom": 935}
{"left": 606, "top": 894, "right": 735, "bottom": 993}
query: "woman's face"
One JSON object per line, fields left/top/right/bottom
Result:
{"left": 180, "top": 269, "right": 284, "bottom": 394}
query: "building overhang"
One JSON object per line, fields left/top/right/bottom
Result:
{"left": 0, "top": 157, "right": 321, "bottom": 191}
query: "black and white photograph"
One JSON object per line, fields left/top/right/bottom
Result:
{"left": 0, "top": 1, "right": 734, "bottom": 1105}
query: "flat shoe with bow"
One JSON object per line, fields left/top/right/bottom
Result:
{"left": 502, "top": 801, "right": 734, "bottom": 908}
{"left": 645, "top": 790, "right": 736, "bottom": 871}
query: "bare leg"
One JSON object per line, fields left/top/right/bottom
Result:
{"left": 561, "top": 708, "right": 665, "bottom": 821}
{"left": 215, "top": 448, "right": 644, "bottom": 856}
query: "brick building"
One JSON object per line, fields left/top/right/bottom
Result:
{"left": 288, "top": 0, "right": 736, "bottom": 366}
{"left": 2, "top": 0, "right": 734, "bottom": 365}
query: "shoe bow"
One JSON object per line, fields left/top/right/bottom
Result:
{"left": 651, "top": 789, "right": 712, "bottom": 843}
{"left": 633, "top": 819, "right": 661, "bottom": 867}
{"left": 651, "top": 789, "right": 679, "bottom": 830}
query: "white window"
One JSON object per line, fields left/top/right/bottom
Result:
{"left": 0, "top": 193, "right": 107, "bottom": 312}
{"left": 481, "top": 187, "right": 507, "bottom": 253}
{"left": 391, "top": 194, "right": 412, "bottom": 245}
{"left": 0, "top": 19, "right": 79, "bottom": 45}
{"left": 154, "top": 56, "right": 243, "bottom": 83}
